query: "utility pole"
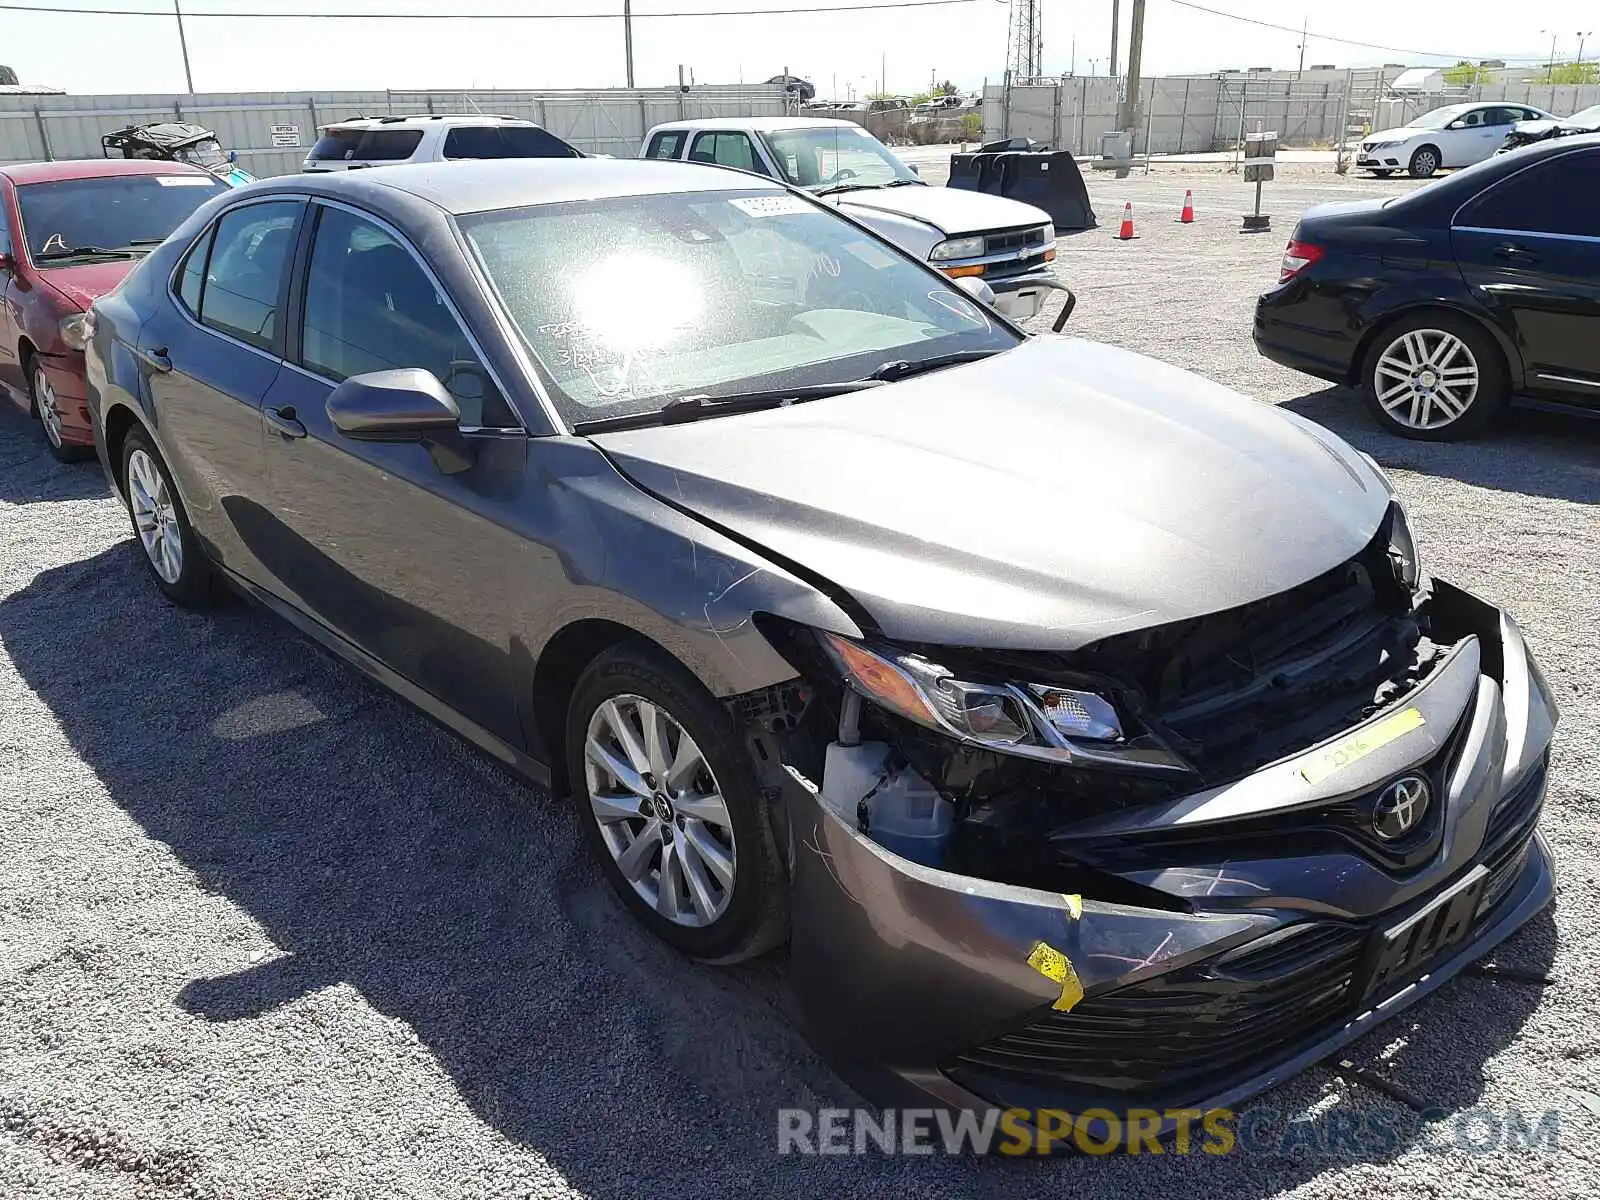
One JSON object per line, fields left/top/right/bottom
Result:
{"left": 1543, "top": 31, "right": 1559, "bottom": 82}
{"left": 1110, "top": 0, "right": 1120, "bottom": 80}
{"left": 173, "top": 0, "right": 194, "bottom": 93}
{"left": 1297, "top": 16, "right": 1308, "bottom": 77}
{"left": 881, "top": 49, "right": 886, "bottom": 97}
{"left": 623, "top": 0, "right": 635, "bottom": 88}
{"left": 1579, "top": 31, "right": 1594, "bottom": 69}
{"left": 1122, "top": 0, "right": 1146, "bottom": 137}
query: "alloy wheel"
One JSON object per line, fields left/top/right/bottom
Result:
{"left": 127, "top": 448, "right": 184, "bottom": 584}
{"left": 583, "top": 694, "right": 737, "bottom": 928}
{"left": 1411, "top": 148, "right": 1438, "bottom": 177}
{"left": 33, "top": 366, "right": 63, "bottom": 448}
{"left": 1373, "top": 328, "right": 1480, "bottom": 432}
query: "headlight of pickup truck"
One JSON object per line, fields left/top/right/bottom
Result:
{"left": 928, "top": 235, "right": 985, "bottom": 262}
{"left": 818, "top": 632, "right": 1124, "bottom": 758}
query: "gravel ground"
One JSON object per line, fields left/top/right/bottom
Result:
{"left": 3, "top": 161, "right": 1599, "bottom": 1199}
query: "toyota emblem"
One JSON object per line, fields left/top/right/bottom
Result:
{"left": 1372, "top": 775, "right": 1431, "bottom": 841}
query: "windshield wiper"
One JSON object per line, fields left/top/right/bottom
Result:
{"left": 882, "top": 178, "right": 924, "bottom": 187}
{"left": 869, "top": 349, "right": 1004, "bottom": 382}
{"left": 33, "top": 245, "right": 138, "bottom": 261}
{"left": 124, "top": 238, "right": 167, "bottom": 247}
{"left": 813, "top": 182, "right": 882, "bottom": 196}
{"left": 572, "top": 380, "right": 885, "bottom": 435}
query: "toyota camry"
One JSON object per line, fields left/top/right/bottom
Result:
{"left": 84, "top": 160, "right": 1556, "bottom": 1134}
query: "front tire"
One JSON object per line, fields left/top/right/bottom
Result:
{"left": 30, "top": 360, "right": 91, "bottom": 463}
{"left": 120, "top": 427, "right": 219, "bottom": 606}
{"left": 1360, "top": 311, "right": 1508, "bottom": 440}
{"left": 1408, "top": 145, "right": 1440, "bottom": 178}
{"left": 566, "top": 642, "right": 788, "bottom": 962}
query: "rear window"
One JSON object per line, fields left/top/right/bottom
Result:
{"left": 308, "top": 128, "right": 424, "bottom": 163}
{"left": 442, "top": 125, "right": 580, "bottom": 159}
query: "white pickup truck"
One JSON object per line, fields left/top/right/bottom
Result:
{"left": 640, "top": 117, "right": 1071, "bottom": 327}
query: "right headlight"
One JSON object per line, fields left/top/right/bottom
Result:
{"left": 818, "top": 632, "right": 1125, "bottom": 762}
{"left": 928, "top": 235, "right": 985, "bottom": 263}
{"left": 1385, "top": 500, "right": 1422, "bottom": 592}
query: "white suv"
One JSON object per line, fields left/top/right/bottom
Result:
{"left": 302, "top": 114, "right": 581, "bottom": 172}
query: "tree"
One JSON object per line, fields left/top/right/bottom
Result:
{"left": 1442, "top": 60, "right": 1493, "bottom": 86}
{"left": 1549, "top": 61, "right": 1599, "bottom": 84}
{"left": 936, "top": 79, "right": 960, "bottom": 96}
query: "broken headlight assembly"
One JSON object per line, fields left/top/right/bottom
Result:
{"left": 817, "top": 631, "right": 1184, "bottom": 774}
{"left": 1384, "top": 500, "right": 1422, "bottom": 593}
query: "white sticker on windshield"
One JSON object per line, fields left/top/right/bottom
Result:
{"left": 155, "top": 176, "right": 219, "bottom": 186}
{"left": 728, "top": 195, "right": 813, "bottom": 218}
{"left": 841, "top": 239, "right": 897, "bottom": 270}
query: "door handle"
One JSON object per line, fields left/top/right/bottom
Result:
{"left": 264, "top": 404, "right": 307, "bottom": 439}
{"left": 136, "top": 345, "right": 172, "bottom": 373}
{"left": 1494, "top": 243, "right": 1539, "bottom": 263}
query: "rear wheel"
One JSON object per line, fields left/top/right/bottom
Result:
{"left": 566, "top": 642, "right": 788, "bottom": 963}
{"left": 120, "top": 427, "right": 219, "bottom": 606}
{"left": 1407, "top": 145, "right": 1440, "bottom": 178}
{"left": 30, "top": 360, "right": 90, "bottom": 463}
{"left": 1360, "top": 311, "right": 1508, "bottom": 440}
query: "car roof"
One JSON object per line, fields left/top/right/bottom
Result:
{"left": 323, "top": 114, "right": 540, "bottom": 130}
{"left": 0, "top": 158, "right": 213, "bottom": 184}
{"left": 262, "top": 157, "right": 784, "bottom": 215}
{"left": 648, "top": 116, "right": 859, "bottom": 133}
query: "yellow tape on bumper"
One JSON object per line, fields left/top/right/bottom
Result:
{"left": 1027, "top": 941, "right": 1085, "bottom": 1013}
{"left": 1298, "top": 707, "right": 1426, "bottom": 786}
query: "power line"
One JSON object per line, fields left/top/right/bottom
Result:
{"left": 1163, "top": 0, "right": 1551, "bottom": 65}
{"left": 1, "top": 0, "right": 979, "bottom": 17}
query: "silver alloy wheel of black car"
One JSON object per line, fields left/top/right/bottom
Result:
{"left": 1372, "top": 327, "right": 1480, "bottom": 432}
{"left": 1408, "top": 145, "right": 1439, "bottom": 178}
{"left": 33, "top": 363, "right": 64, "bottom": 449}
{"left": 583, "top": 693, "right": 737, "bottom": 928}
{"left": 127, "top": 446, "right": 185, "bottom": 585}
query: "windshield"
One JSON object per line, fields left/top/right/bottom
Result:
{"left": 173, "top": 138, "right": 228, "bottom": 170}
{"left": 1406, "top": 104, "right": 1474, "bottom": 130}
{"left": 15, "top": 173, "right": 227, "bottom": 260}
{"left": 759, "top": 125, "right": 920, "bottom": 190}
{"left": 461, "top": 189, "right": 1019, "bottom": 426}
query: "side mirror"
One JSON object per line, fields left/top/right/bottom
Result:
{"left": 951, "top": 275, "right": 997, "bottom": 307}
{"left": 327, "top": 368, "right": 460, "bottom": 439}
{"left": 228, "top": 150, "right": 238, "bottom": 163}
{"left": 327, "top": 369, "right": 474, "bottom": 472}
{"left": 0, "top": 252, "right": 13, "bottom": 272}
{"left": 909, "top": 164, "right": 920, "bottom": 176}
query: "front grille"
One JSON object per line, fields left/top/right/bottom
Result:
{"left": 1066, "top": 525, "right": 1436, "bottom": 784}
{"left": 983, "top": 226, "right": 1047, "bottom": 255}
{"left": 948, "top": 923, "right": 1365, "bottom": 1106}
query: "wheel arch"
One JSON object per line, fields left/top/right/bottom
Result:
{"left": 100, "top": 401, "right": 146, "bottom": 499}
{"left": 1347, "top": 301, "right": 1522, "bottom": 390}
{"left": 17, "top": 336, "right": 37, "bottom": 410}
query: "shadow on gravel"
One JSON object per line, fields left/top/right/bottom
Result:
{"left": 1284, "top": 387, "right": 1600, "bottom": 505}
{"left": 0, "top": 406, "right": 108, "bottom": 505}
{"left": 0, "top": 541, "right": 1560, "bottom": 1200}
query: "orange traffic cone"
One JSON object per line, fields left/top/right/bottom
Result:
{"left": 1117, "top": 202, "right": 1135, "bottom": 240}
{"left": 1180, "top": 189, "right": 1195, "bottom": 223}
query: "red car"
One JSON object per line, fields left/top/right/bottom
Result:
{"left": 1, "top": 159, "right": 227, "bottom": 460}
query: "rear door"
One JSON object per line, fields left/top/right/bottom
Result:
{"left": 643, "top": 129, "right": 689, "bottom": 161}
{"left": 1452, "top": 147, "right": 1600, "bottom": 404}
{"left": 258, "top": 200, "right": 527, "bottom": 745}
{"left": 140, "top": 197, "right": 304, "bottom": 584}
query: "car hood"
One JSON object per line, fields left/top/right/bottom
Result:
{"left": 591, "top": 338, "right": 1392, "bottom": 650}
{"left": 830, "top": 184, "right": 1049, "bottom": 235}
{"left": 38, "top": 260, "right": 138, "bottom": 310}
{"left": 1367, "top": 127, "right": 1428, "bottom": 143}
{"left": 1510, "top": 118, "right": 1560, "bottom": 135}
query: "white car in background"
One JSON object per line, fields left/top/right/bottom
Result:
{"left": 301, "top": 114, "right": 581, "bottom": 172}
{"left": 640, "top": 117, "right": 1069, "bottom": 326}
{"left": 1357, "top": 102, "right": 1554, "bottom": 178}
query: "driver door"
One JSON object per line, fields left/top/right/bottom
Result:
{"left": 259, "top": 201, "right": 528, "bottom": 745}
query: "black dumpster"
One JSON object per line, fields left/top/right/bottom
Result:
{"left": 947, "top": 147, "right": 1097, "bottom": 232}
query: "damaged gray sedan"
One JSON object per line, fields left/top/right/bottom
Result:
{"left": 86, "top": 160, "right": 1556, "bottom": 1131}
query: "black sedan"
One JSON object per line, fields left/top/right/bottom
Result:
{"left": 1255, "top": 134, "right": 1600, "bottom": 439}
{"left": 85, "top": 160, "right": 1555, "bottom": 1134}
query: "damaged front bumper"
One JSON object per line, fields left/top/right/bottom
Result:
{"left": 780, "top": 580, "right": 1557, "bottom": 1129}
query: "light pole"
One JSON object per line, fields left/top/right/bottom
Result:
{"left": 1579, "top": 31, "right": 1594, "bottom": 71}
{"left": 173, "top": 0, "right": 194, "bottom": 93}
{"left": 623, "top": 0, "right": 634, "bottom": 88}
{"left": 1541, "top": 30, "right": 1559, "bottom": 82}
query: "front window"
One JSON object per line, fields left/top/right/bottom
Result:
{"left": 15, "top": 173, "right": 227, "bottom": 262}
{"left": 442, "top": 125, "right": 579, "bottom": 160}
{"left": 172, "top": 138, "right": 229, "bottom": 171}
{"left": 1406, "top": 105, "right": 1474, "bottom": 130}
{"left": 461, "top": 189, "right": 1019, "bottom": 426}
{"left": 759, "top": 125, "right": 920, "bottom": 190}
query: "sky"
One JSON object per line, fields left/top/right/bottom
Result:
{"left": 3, "top": 0, "right": 1597, "bottom": 97}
